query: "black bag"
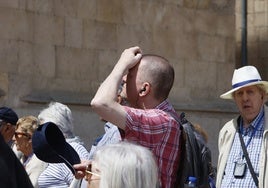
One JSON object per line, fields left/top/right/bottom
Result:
{"left": 176, "top": 113, "right": 216, "bottom": 188}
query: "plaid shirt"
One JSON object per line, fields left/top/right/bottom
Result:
{"left": 221, "top": 107, "right": 264, "bottom": 188}
{"left": 124, "top": 100, "right": 182, "bottom": 188}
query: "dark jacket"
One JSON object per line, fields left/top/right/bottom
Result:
{"left": 0, "top": 134, "right": 33, "bottom": 188}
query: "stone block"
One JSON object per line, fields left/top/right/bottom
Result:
{"left": 83, "top": 20, "right": 117, "bottom": 50}
{"left": 170, "top": 58, "right": 185, "bottom": 88}
{"left": 216, "top": 15, "right": 235, "bottom": 37}
{"left": 65, "top": 18, "right": 83, "bottom": 48}
{"left": 247, "top": 27, "right": 258, "bottom": 42}
{"left": 96, "top": 0, "right": 122, "bottom": 23}
{"left": 194, "top": 11, "right": 235, "bottom": 37}
{"left": 225, "top": 37, "right": 236, "bottom": 62}
{"left": 169, "top": 86, "right": 192, "bottom": 103}
{"left": 216, "top": 63, "right": 235, "bottom": 97}
{"left": 197, "top": 34, "right": 226, "bottom": 62}
{"left": 20, "top": 0, "right": 53, "bottom": 14}
{"left": 247, "top": 0, "right": 255, "bottom": 13}
{"left": 254, "top": 0, "right": 267, "bottom": 13}
{"left": 117, "top": 25, "right": 152, "bottom": 52}
{"left": 0, "top": 8, "right": 33, "bottom": 41}
{"left": 194, "top": 11, "right": 218, "bottom": 35}
{"left": 56, "top": 47, "right": 98, "bottom": 81}
{"left": 247, "top": 41, "right": 259, "bottom": 60}
{"left": 236, "top": 28, "right": 242, "bottom": 42}
{"left": 34, "top": 44, "right": 56, "bottom": 77}
{"left": 54, "top": 0, "right": 77, "bottom": 17}
{"left": 0, "top": 0, "right": 19, "bottom": 8}
{"left": 259, "top": 27, "right": 268, "bottom": 42}
{"left": 152, "top": 27, "right": 199, "bottom": 60}
{"left": 34, "top": 0, "right": 54, "bottom": 14}
{"left": 183, "top": 0, "right": 210, "bottom": 9}
{"left": 247, "top": 13, "right": 255, "bottom": 27}
{"left": 185, "top": 61, "right": 217, "bottom": 94}
{"left": 260, "top": 41, "right": 268, "bottom": 57}
{"left": 0, "top": 73, "right": 9, "bottom": 96}
{"left": 0, "top": 39, "right": 19, "bottom": 73}
{"left": 78, "top": 0, "right": 97, "bottom": 19}
{"left": 122, "top": 1, "right": 164, "bottom": 31}
{"left": 254, "top": 12, "right": 267, "bottom": 26}
{"left": 34, "top": 14, "right": 64, "bottom": 45}
{"left": 5, "top": 74, "right": 32, "bottom": 106}
{"left": 97, "top": 49, "right": 117, "bottom": 81}
{"left": 235, "top": 13, "right": 242, "bottom": 28}
{"left": 18, "top": 41, "right": 34, "bottom": 75}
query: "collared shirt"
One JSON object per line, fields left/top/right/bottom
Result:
{"left": 124, "top": 100, "right": 182, "bottom": 188}
{"left": 221, "top": 107, "right": 264, "bottom": 188}
{"left": 88, "top": 122, "right": 122, "bottom": 159}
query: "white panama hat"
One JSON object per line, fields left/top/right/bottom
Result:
{"left": 220, "top": 66, "right": 268, "bottom": 99}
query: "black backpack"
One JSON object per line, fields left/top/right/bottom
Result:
{"left": 176, "top": 113, "right": 216, "bottom": 188}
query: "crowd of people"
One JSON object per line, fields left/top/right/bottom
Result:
{"left": 0, "top": 46, "right": 267, "bottom": 188}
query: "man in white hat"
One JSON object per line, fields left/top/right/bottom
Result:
{"left": 216, "top": 66, "right": 268, "bottom": 188}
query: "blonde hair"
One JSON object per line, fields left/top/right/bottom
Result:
{"left": 16, "top": 115, "right": 40, "bottom": 135}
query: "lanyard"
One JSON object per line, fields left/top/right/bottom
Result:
{"left": 239, "top": 110, "right": 264, "bottom": 148}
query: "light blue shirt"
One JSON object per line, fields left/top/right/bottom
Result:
{"left": 221, "top": 108, "right": 264, "bottom": 188}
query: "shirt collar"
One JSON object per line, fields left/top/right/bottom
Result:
{"left": 155, "top": 100, "right": 169, "bottom": 110}
{"left": 250, "top": 106, "right": 264, "bottom": 129}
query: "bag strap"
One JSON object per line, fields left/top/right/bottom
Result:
{"left": 238, "top": 131, "right": 259, "bottom": 187}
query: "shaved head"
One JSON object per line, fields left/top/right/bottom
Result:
{"left": 138, "top": 54, "right": 174, "bottom": 100}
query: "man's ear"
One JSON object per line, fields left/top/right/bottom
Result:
{"left": 139, "top": 87, "right": 146, "bottom": 94}
{"left": 139, "top": 82, "right": 150, "bottom": 95}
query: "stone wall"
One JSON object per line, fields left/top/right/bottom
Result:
{"left": 0, "top": 0, "right": 265, "bottom": 167}
{"left": 235, "top": 0, "right": 268, "bottom": 78}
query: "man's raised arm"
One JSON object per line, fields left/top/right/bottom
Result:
{"left": 90, "top": 46, "right": 142, "bottom": 130}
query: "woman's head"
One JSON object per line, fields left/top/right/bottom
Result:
{"left": 38, "top": 102, "right": 74, "bottom": 138}
{"left": 13, "top": 116, "right": 40, "bottom": 156}
{"left": 87, "top": 142, "right": 159, "bottom": 188}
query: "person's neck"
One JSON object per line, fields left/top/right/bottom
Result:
{"left": 140, "top": 98, "right": 164, "bottom": 110}
{"left": 243, "top": 122, "right": 251, "bottom": 128}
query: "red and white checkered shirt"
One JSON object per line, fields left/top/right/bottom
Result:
{"left": 124, "top": 100, "right": 182, "bottom": 188}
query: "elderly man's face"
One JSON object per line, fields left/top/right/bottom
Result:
{"left": 234, "top": 85, "right": 265, "bottom": 125}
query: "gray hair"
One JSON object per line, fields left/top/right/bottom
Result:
{"left": 94, "top": 142, "right": 159, "bottom": 188}
{"left": 38, "top": 102, "right": 74, "bottom": 138}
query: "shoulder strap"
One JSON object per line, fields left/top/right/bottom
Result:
{"left": 238, "top": 131, "right": 259, "bottom": 187}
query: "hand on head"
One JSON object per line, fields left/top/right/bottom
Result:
{"left": 117, "top": 46, "right": 142, "bottom": 75}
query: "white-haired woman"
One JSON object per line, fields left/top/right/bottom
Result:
{"left": 37, "top": 102, "right": 89, "bottom": 188}
{"left": 75, "top": 142, "right": 159, "bottom": 188}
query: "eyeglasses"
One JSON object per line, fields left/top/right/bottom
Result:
{"left": 85, "top": 164, "right": 100, "bottom": 181}
{"left": 14, "top": 132, "right": 31, "bottom": 139}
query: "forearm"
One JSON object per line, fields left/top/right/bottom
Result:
{"left": 91, "top": 63, "right": 126, "bottom": 108}
{"left": 90, "top": 46, "right": 142, "bottom": 128}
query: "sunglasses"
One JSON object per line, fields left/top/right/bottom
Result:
{"left": 14, "top": 132, "right": 31, "bottom": 139}
{"left": 85, "top": 164, "right": 100, "bottom": 181}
